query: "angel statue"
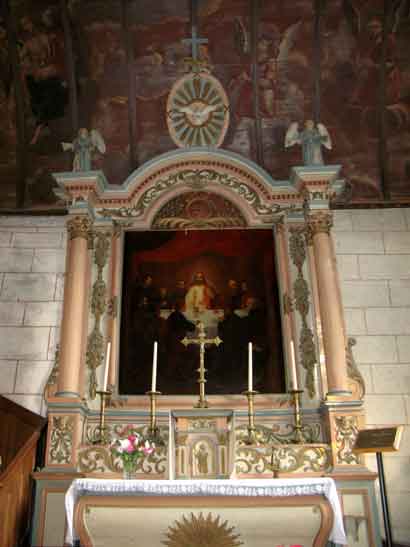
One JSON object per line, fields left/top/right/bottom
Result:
{"left": 285, "top": 120, "right": 332, "bottom": 166}
{"left": 62, "top": 128, "right": 106, "bottom": 171}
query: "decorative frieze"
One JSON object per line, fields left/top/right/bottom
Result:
{"left": 335, "top": 415, "right": 360, "bottom": 465}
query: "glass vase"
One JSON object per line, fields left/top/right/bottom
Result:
{"left": 122, "top": 460, "right": 137, "bottom": 480}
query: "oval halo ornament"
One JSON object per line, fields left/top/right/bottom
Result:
{"left": 167, "top": 72, "right": 230, "bottom": 148}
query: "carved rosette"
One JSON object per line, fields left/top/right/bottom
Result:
{"left": 289, "top": 228, "right": 317, "bottom": 397}
{"left": 86, "top": 230, "right": 111, "bottom": 399}
{"left": 335, "top": 415, "right": 360, "bottom": 465}
{"left": 49, "top": 416, "right": 74, "bottom": 465}
{"left": 67, "top": 215, "right": 92, "bottom": 240}
{"left": 307, "top": 211, "right": 333, "bottom": 236}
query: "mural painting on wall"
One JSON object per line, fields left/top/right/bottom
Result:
{"left": 119, "top": 229, "right": 285, "bottom": 396}
{"left": 1, "top": 0, "right": 410, "bottom": 209}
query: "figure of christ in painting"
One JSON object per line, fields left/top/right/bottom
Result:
{"left": 185, "top": 272, "right": 216, "bottom": 314}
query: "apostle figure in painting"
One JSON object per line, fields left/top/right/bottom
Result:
{"left": 285, "top": 120, "right": 332, "bottom": 166}
{"left": 62, "top": 128, "right": 106, "bottom": 171}
{"left": 185, "top": 272, "right": 215, "bottom": 314}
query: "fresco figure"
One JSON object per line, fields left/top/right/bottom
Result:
{"left": 285, "top": 120, "right": 332, "bottom": 165}
{"left": 62, "top": 128, "right": 106, "bottom": 171}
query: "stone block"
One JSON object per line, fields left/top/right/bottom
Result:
{"left": 389, "top": 280, "right": 410, "bottom": 306}
{"left": 403, "top": 208, "right": 410, "bottom": 230}
{"left": 0, "top": 302, "right": 25, "bottom": 325}
{"left": 333, "top": 211, "right": 353, "bottom": 231}
{"left": 0, "top": 360, "right": 17, "bottom": 392}
{"left": 354, "top": 336, "right": 398, "bottom": 363}
{"left": 13, "top": 232, "right": 63, "bottom": 249}
{"left": 0, "top": 327, "right": 50, "bottom": 360}
{"left": 32, "top": 249, "right": 66, "bottom": 273}
{"left": 384, "top": 232, "right": 410, "bottom": 254}
{"left": 333, "top": 231, "right": 384, "bottom": 254}
{"left": 335, "top": 255, "right": 360, "bottom": 280}
{"left": 366, "top": 308, "right": 410, "bottom": 335}
{"left": 380, "top": 457, "right": 410, "bottom": 492}
{"left": 3, "top": 394, "right": 42, "bottom": 414}
{"left": 0, "top": 215, "right": 65, "bottom": 228}
{"left": 359, "top": 255, "right": 410, "bottom": 280}
{"left": 344, "top": 309, "right": 367, "bottom": 335}
{"left": 15, "top": 361, "right": 52, "bottom": 394}
{"left": 397, "top": 336, "right": 410, "bottom": 363}
{"left": 0, "top": 273, "right": 56, "bottom": 301}
{"left": 365, "top": 394, "right": 406, "bottom": 424}
{"left": 372, "top": 364, "right": 410, "bottom": 394}
{"left": 341, "top": 281, "right": 389, "bottom": 308}
{"left": 387, "top": 493, "right": 410, "bottom": 529}
{"left": 0, "top": 248, "right": 33, "bottom": 273}
{"left": 54, "top": 273, "right": 65, "bottom": 301}
{"left": 405, "top": 396, "right": 410, "bottom": 425}
{"left": 24, "top": 302, "right": 63, "bottom": 326}
{"left": 351, "top": 209, "right": 407, "bottom": 231}
{"left": 0, "top": 231, "right": 12, "bottom": 247}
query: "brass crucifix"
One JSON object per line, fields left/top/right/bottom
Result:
{"left": 181, "top": 321, "right": 222, "bottom": 408}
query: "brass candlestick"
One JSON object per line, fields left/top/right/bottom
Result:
{"left": 146, "top": 390, "right": 163, "bottom": 444}
{"left": 92, "top": 389, "right": 112, "bottom": 445}
{"left": 242, "top": 389, "right": 258, "bottom": 445}
{"left": 289, "top": 389, "right": 305, "bottom": 444}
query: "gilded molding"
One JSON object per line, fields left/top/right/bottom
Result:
{"left": 283, "top": 293, "right": 294, "bottom": 315}
{"left": 307, "top": 211, "right": 334, "bottom": 236}
{"left": 289, "top": 228, "right": 317, "bottom": 398}
{"left": 86, "top": 230, "right": 111, "bottom": 399}
{"left": 49, "top": 416, "right": 74, "bottom": 464}
{"left": 335, "top": 415, "right": 360, "bottom": 465}
{"left": 235, "top": 422, "right": 321, "bottom": 446}
{"left": 67, "top": 215, "right": 91, "bottom": 240}
{"left": 346, "top": 338, "right": 366, "bottom": 400}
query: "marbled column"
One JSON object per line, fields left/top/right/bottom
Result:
{"left": 56, "top": 215, "right": 91, "bottom": 397}
{"left": 307, "top": 211, "right": 350, "bottom": 397}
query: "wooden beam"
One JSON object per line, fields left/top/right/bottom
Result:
{"left": 250, "top": 0, "right": 263, "bottom": 166}
{"left": 121, "top": 0, "right": 137, "bottom": 170}
{"left": 60, "top": 0, "right": 79, "bottom": 135}
{"left": 3, "top": 0, "right": 28, "bottom": 208}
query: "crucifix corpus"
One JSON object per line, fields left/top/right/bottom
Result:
{"left": 181, "top": 321, "right": 222, "bottom": 408}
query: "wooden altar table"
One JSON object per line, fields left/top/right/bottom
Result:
{"left": 65, "top": 478, "right": 346, "bottom": 547}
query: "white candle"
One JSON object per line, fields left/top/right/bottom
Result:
{"left": 102, "top": 342, "right": 111, "bottom": 392}
{"left": 290, "top": 340, "right": 298, "bottom": 389}
{"left": 151, "top": 341, "right": 158, "bottom": 392}
{"left": 248, "top": 342, "right": 253, "bottom": 391}
{"left": 168, "top": 411, "right": 174, "bottom": 480}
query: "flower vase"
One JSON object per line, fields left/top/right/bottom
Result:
{"left": 122, "top": 460, "right": 137, "bottom": 480}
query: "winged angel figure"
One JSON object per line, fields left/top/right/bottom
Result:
{"left": 62, "top": 128, "right": 106, "bottom": 172}
{"left": 285, "top": 120, "right": 332, "bottom": 166}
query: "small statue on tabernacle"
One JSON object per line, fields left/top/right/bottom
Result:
{"left": 285, "top": 120, "right": 332, "bottom": 166}
{"left": 62, "top": 128, "right": 106, "bottom": 172}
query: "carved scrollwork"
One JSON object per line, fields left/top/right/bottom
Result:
{"left": 346, "top": 337, "right": 365, "bottom": 400}
{"left": 67, "top": 215, "right": 91, "bottom": 240}
{"left": 289, "top": 228, "right": 317, "bottom": 398}
{"left": 49, "top": 416, "right": 74, "bottom": 464}
{"left": 235, "top": 422, "right": 321, "bottom": 446}
{"left": 335, "top": 415, "right": 360, "bottom": 465}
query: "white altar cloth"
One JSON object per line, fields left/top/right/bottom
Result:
{"left": 65, "top": 477, "right": 347, "bottom": 545}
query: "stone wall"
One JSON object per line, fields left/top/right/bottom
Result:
{"left": 334, "top": 208, "right": 410, "bottom": 544}
{"left": 0, "top": 216, "right": 66, "bottom": 415}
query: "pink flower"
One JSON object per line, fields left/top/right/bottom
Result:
{"left": 128, "top": 435, "right": 137, "bottom": 443}
{"left": 142, "top": 440, "right": 155, "bottom": 455}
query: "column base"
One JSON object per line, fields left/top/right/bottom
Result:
{"left": 325, "top": 389, "right": 352, "bottom": 401}
{"left": 55, "top": 390, "right": 81, "bottom": 398}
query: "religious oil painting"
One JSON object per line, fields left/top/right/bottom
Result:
{"left": 119, "top": 229, "right": 284, "bottom": 395}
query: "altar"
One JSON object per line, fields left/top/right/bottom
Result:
{"left": 66, "top": 478, "right": 347, "bottom": 547}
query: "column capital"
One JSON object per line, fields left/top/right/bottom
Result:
{"left": 67, "top": 215, "right": 92, "bottom": 240}
{"left": 307, "top": 211, "right": 333, "bottom": 236}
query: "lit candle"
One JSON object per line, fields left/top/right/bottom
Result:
{"left": 102, "top": 342, "right": 111, "bottom": 392}
{"left": 248, "top": 342, "right": 253, "bottom": 392}
{"left": 151, "top": 341, "right": 158, "bottom": 392}
{"left": 290, "top": 340, "right": 298, "bottom": 390}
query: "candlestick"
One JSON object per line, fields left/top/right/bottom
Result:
{"left": 146, "top": 389, "right": 163, "bottom": 444}
{"left": 289, "top": 389, "right": 305, "bottom": 444}
{"left": 151, "top": 341, "right": 158, "bottom": 392}
{"left": 242, "top": 389, "right": 258, "bottom": 445}
{"left": 102, "top": 342, "right": 111, "bottom": 392}
{"left": 289, "top": 339, "right": 298, "bottom": 390}
{"left": 92, "top": 389, "right": 112, "bottom": 445}
{"left": 248, "top": 342, "right": 253, "bottom": 392}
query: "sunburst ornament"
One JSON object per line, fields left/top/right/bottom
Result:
{"left": 162, "top": 512, "right": 243, "bottom": 547}
{"left": 167, "top": 72, "right": 230, "bottom": 148}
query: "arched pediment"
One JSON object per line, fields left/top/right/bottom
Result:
{"left": 54, "top": 148, "right": 343, "bottom": 228}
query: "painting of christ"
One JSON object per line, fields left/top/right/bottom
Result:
{"left": 119, "top": 229, "right": 285, "bottom": 395}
